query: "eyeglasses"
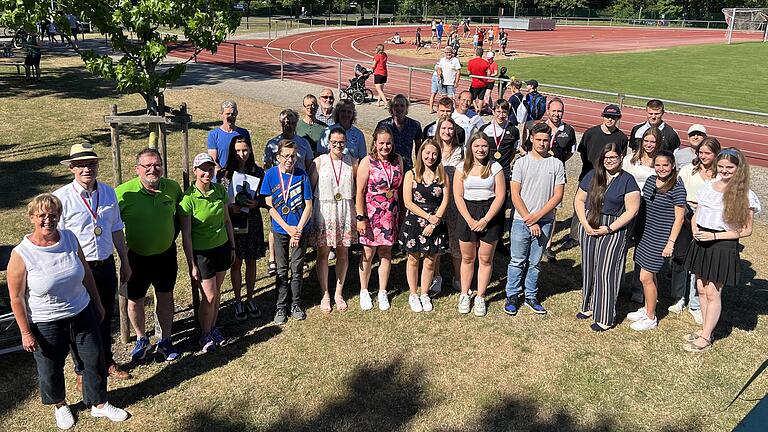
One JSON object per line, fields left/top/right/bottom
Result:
{"left": 34, "top": 213, "right": 59, "bottom": 220}
{"left": 330, "top": 140, "right": 346, "bottom": 146}
{"left": 604, "top": 156, "right": 621, "bottom": 162}
{"left": 279, "top": 154, "right": 297, "bottom": 160}
{"left": 137, "top": 163, "right": 162, "bottom": 171}
{"left": 71, "top": 162, "right": 97, "bottom": 170}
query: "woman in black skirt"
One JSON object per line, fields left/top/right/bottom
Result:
{"left": 683, "top": 148, "right": 761, "bottom": 352}
{"left": 398, "top": 140, "right": 450, "bottom": 313}
{"left": 218, "top": 135, "right": 267, "bottom": 322}
{"left": 453, "top": 132, "right": 506, "bottom": 317}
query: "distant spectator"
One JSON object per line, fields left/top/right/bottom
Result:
{"left": 674, "top": 124, "right": 707, "bottom": 167}
{"left": 296, "top": 94, "right": 327, "bottom": 155}
{"left": 467, "top": 48, "right": 490, "bottom": 113}
{"left": 316, "top": 88, "right": 336, "bottom": 126}
{"left": 436, "top": 47, "right": 461, "bottom": 101}
{"left": 372, "top": 44, "right": 388, "bottom": 107}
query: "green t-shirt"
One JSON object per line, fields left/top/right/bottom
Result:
{"left": 116, "top": 177, "right": 183, "bottom": 256}
{"left": 179, "top": 183, "right": 229, "bottom": 251}
{"left": 296, "top": 119, "right": 327, "bottom": 154}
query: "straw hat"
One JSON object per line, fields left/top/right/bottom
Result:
{"left": 61, "top": 143, "right": 101, "bottom": 165}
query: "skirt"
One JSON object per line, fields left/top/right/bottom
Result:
{"left": 457, "top": 198, "right": 504, "bottom": 244}
{"left": 684, "top": 226, "right": 740, "bottom": 287}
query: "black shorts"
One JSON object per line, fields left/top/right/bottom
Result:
{"left": 457, "top": 198, "right": 504, "bottom": 243}
{"left": 374, "top": 74, "right": 387, "bottom": 85}
{"left": 25, "top": 53, "right": 41, "bottom": 67}
{"left": 194, "top": 241, "right": 232, "bottom": 280}
{"left": 126, "top": 245, "right": 178, "bottom": 300}
{"left": 469, "top": 86, "right": 487, "bottom": 101}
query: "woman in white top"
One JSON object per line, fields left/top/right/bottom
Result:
{"left": 7, "top": 194, "right": 128, "bottom": 429}
{"left": 669, "top": 137, "right": 721, "bottom": 320}
{"left": 309, "top": 128, "right": 358, "bottom": 313}
{"left": 622, "top": 127, "right": 660, "bottom": 192}
{"left": 683, "top": 148, "right": 761, "bottom": 352}
{"left": 431, "top": 118, "right": 464, "bottom": 293}
{"left": 453, "top": 132, "right": 506, "bottom": 317}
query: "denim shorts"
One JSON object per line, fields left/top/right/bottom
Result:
{"left": 441, "top": 84, "right": 456, "bottom": 97}
{"left": 431, "top": 75, "right": 440, "bottom": 94}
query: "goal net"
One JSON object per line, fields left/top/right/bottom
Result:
{"left": 722, "top": 8, "right": 768, "bottom": 43}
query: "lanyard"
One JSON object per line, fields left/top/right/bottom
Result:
{"left": 381, "top": 159, "right": 393, "bottom": 191}
{"left": 278, "top": 169, "right": 294, "bottom": 206}
{"left": 330, "top": 155, "right": 343, "bottom": 189}
{"left": 74, "top": 183, "right": 99, "bottom": 222}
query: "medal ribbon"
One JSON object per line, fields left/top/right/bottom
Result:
{"left": 381, "top": 159, "right": 393, "bottom": 192}
{"left": 492, "top": 121, "right": 503, "bottom": 156}
{"left": 330, "top": 155, "right": 343, "bottom": 191}
{"left": 74, "top": 184, "right": 99, "bottom": 224}
{"left": 278, "top": 169, "right": 294, "bottom": 209}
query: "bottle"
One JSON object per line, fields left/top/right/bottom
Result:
{"left": 235, "top": 180, "right": 249, "bottom": 206}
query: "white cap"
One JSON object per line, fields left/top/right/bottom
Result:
{"left": 687, "top": 124, "right": 707, "bottom": 136}
{"left": 193, "top": 153, "right": 215, "bottom": 168}
{"left": 486, "top": 51, "right": 495, "bottom": 59}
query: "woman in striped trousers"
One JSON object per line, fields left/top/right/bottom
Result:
{"left": 573, "top": 144, "right": 641, "bottom": 331}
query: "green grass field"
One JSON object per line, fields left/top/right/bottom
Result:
{"left": 0, "top": 54, "right": 766, "bottom": 432}
{"left": 489, "top": 42, "right": 768, "bottom": 122}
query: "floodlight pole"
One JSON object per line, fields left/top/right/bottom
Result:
{"left": 376, "top": 0, "right": 380, "bottom": 26}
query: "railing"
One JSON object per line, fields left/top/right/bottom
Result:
{"left": 188, "top": 41, "right": 767, "bottom": 124}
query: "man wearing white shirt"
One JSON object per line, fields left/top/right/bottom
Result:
{"left": 452, "top": 90, "right": 485, "bottom": 146}
{"left": 53, "top": 143, "right": 131, "bottom": 384}
{"left": 437, "top": 47, "right": 461, "bottom": 100}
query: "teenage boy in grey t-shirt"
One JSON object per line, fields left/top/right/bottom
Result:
{"left": 503, "top": 123, "right": 565, "bottom": 316}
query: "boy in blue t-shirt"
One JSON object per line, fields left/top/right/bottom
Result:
{"left": 260, "top": 140, "right": 313, "bottom": 325}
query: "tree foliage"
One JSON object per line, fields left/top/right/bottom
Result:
{"left": 0, "top": 0, "right": 241, "bottom": 113}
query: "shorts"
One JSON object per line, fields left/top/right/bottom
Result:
{"left": 374, "top": 74, "right": 387, "bottom": 85}
{"left": 440, "top": 84, "right": 456, "bottom": 97}
{"left": 457, "top": 198, "right": 504, "bottom": 243}
{"left": 126, "top": 244, "right": 178, "bottom": 300}
{"left": 194, "top": 241, "right": 232, "bottom": 280}
{"left": 431, "top": 75, "right": 441, "bottom": 94}
{"left": 477, "top": 41, "right": 484, "bottom": 48}
{"left": 25, "top": 53, "right": 41, "bottom": 67}
{"left": 469, "top": 86, "right": 487, "bottom": 101}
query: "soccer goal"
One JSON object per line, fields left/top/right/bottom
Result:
{"left": 722, "top": 8, "right": 768, "bottom": 44}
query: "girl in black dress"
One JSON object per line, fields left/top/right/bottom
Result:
{"left": 398, "top": 140, "right": 450, "bottom": 312}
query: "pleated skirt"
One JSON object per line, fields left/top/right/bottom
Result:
{"left": 684, "top": 226, "right": 739, "bottom": 287}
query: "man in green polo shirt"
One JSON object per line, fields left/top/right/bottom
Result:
{"left": 296, "top": 94, "right": 327, "bottom": 155}
{"left": 115, "top": 148, "right": 183, "bottom": 363}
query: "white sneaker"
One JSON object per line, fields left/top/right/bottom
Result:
{"left": 668, "top": 298, "right": 686, "bottom": 314}
{"left": 408, "top": 294, "right": 423, "bottom": 312}
{"left": 458, "top": 293, "right": 471, "bottom": 314}
{"left": 91, "top": 402, "right": 129, "bottom": 422}
{"left": 420, "top": 294, "right": 433, "bottom": 312}
{"left": 626, "top": 307, "right": 647, "bottom": 322}
{"left": 473, "top": 296, "right": 487, "bottom": 317}
{"left": 630, "top": 315, "right": 658, "bottom": 331}
{"left": 55, "top": 404, "right": 75, "bottom": 430}
{"left": 429, "top": 276, "right": 443, "bottom": 295}
{"left": 359, "top": 290, "right": 373, "bottom": 311}
{"left": 689, "top": 308, "right": 703, "bottom": 325}
{"left": 378, "top": 290, "right": 390, "bottom": 311}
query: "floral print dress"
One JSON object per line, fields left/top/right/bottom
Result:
{"left": 310, "top": 153, "right": 357, "bottom": 248}
{"left": 359, "top": 156, "right": 402, "bottom": 246}
{"left": 398, "top": 171, "right": 449, "bottom": 254}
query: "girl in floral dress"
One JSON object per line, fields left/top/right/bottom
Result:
{"left": 356, "top": 126, "right": 403, "bottom": 311}
{"left": 398, "top": 140, "right": 450, "bottom": 312}
{"left": 310, "top": 128, "right": 358, "bottom": 313}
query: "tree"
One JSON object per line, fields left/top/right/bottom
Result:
{"left": 0, "top": 0, "right": 241, "bottom": 115}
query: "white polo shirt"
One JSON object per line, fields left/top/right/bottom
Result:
{"left": 53, "top": 179, "right": 124, "bottom": 261}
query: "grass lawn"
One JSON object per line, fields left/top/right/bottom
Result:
{"left": 490, "top": 42, "right": 768, "bottom": 123}
{"left": 1, "top": 53, "right": 767, "bottom": 431}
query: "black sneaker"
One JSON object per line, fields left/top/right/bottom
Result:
{"left": 560, "top": 238, "right": 579, "bottom": 250}
{"left": 544, "top": 247, "right": 556, "bottom": 261}
{"left": 274, "top": 309, "right": 287, "bottom": 325}
{"left": 245, "top": 300, "right": 262, "bottom": 319}
{"left": 234, "top": 302, "right": 247, "bottom": 321}
{"left": 291, "top": 305, "right": 306, "bottom": 321}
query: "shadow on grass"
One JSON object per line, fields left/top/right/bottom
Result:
{"left": 108, "top": 324, "right": 282, "bottom": 408}
{"left": 0, "top": 154, "right": 71, "bottom": 210}
{"left": 0, "top": 352, "right": 40, "bottom": 420}
{"left": 717, "top": 259, "right": 768, "bottom": 340}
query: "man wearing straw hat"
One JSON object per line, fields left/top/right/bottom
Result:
{"left": 53, "top": 143, "right": 132, "bottom": 387}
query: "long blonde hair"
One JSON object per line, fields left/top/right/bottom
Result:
{"left": 718, "top": 148, "right": 752, "bottom": 228}
{"left": 413, "top": 139, "right": 446, "bottom": 186}
{"left": 462, "top": 132, "right": 492, "bottom": 179}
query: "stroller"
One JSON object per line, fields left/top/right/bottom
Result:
{"left": 340, "top": 64, "right": 374, "bottom": 105}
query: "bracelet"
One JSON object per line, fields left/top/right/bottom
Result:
{"left": 667, "top": 239, "right": 675, "bottom": 244}
{"left": 606, "top": 225, "right": 613, "bottom": 234}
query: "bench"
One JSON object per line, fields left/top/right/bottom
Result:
{"left": 0, "top": 245, "right": 21, "bottom": 355}
{"left": 0, "top": 61, "right": 28, "bottom": 75}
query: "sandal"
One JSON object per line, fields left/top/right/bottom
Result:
{"left": 576, "top": 311, "right": 593, "bottom": 320}
{"left": 268, "top": 261, "right": 276, "bottom": 276}
{"left": 335, "top": 297, "right": 348, "bottom": 312}
{"left": 683, "top": 335, "right": 712, "bottom": 353}
{"left": 682, "top": 330, "right": 702, "bottom": 343}
{"left": 320, "top": 297, "right": 332, "bottom": 313}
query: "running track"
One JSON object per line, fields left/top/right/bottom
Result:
{"left": 173, "top": 26, "right": 768, "bottom": 165}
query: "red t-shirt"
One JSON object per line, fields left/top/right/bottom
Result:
{"left": 373, "top": 53, "right": 388, "bottom": 76}
{"left": 467, "top": 57, "right": 490, "bottom": 88}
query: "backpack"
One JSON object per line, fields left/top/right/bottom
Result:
{"left": 526, "top": 92, "right": 547, "bottom": 121}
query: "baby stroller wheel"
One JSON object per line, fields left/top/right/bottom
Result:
{"left": 352, "top": 91, "right": 366, "bottom": 105}
{"left": 364, "top": 89, "right": 374, "bottom": 102}
{"left": 339, "top": 89, "right": 349, "bottom": 100}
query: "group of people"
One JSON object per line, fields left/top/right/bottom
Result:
{"left": 6, "top": 86, "right": 760, "bottom": 428}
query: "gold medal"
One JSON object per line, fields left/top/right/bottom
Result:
{"left": 93, "top": 226, "right": 103, "bottom": 236}
{"left": 281, "top": 206, "right": 290, "bottom": 215}
{"left": 334, "top": 192, "right": 342, "bottom": 201}
{"left": 494, "top": 151, "right": 502, "bottom": 159}
{"left": 386, "top": 190, "right": 394, "bottom": 199}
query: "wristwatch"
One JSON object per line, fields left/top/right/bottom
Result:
{"left": 606, "top": 225, "right": 613, "bottom": 234}
{"left": 356, "top": 215, "right": 368, "bottom": 222}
